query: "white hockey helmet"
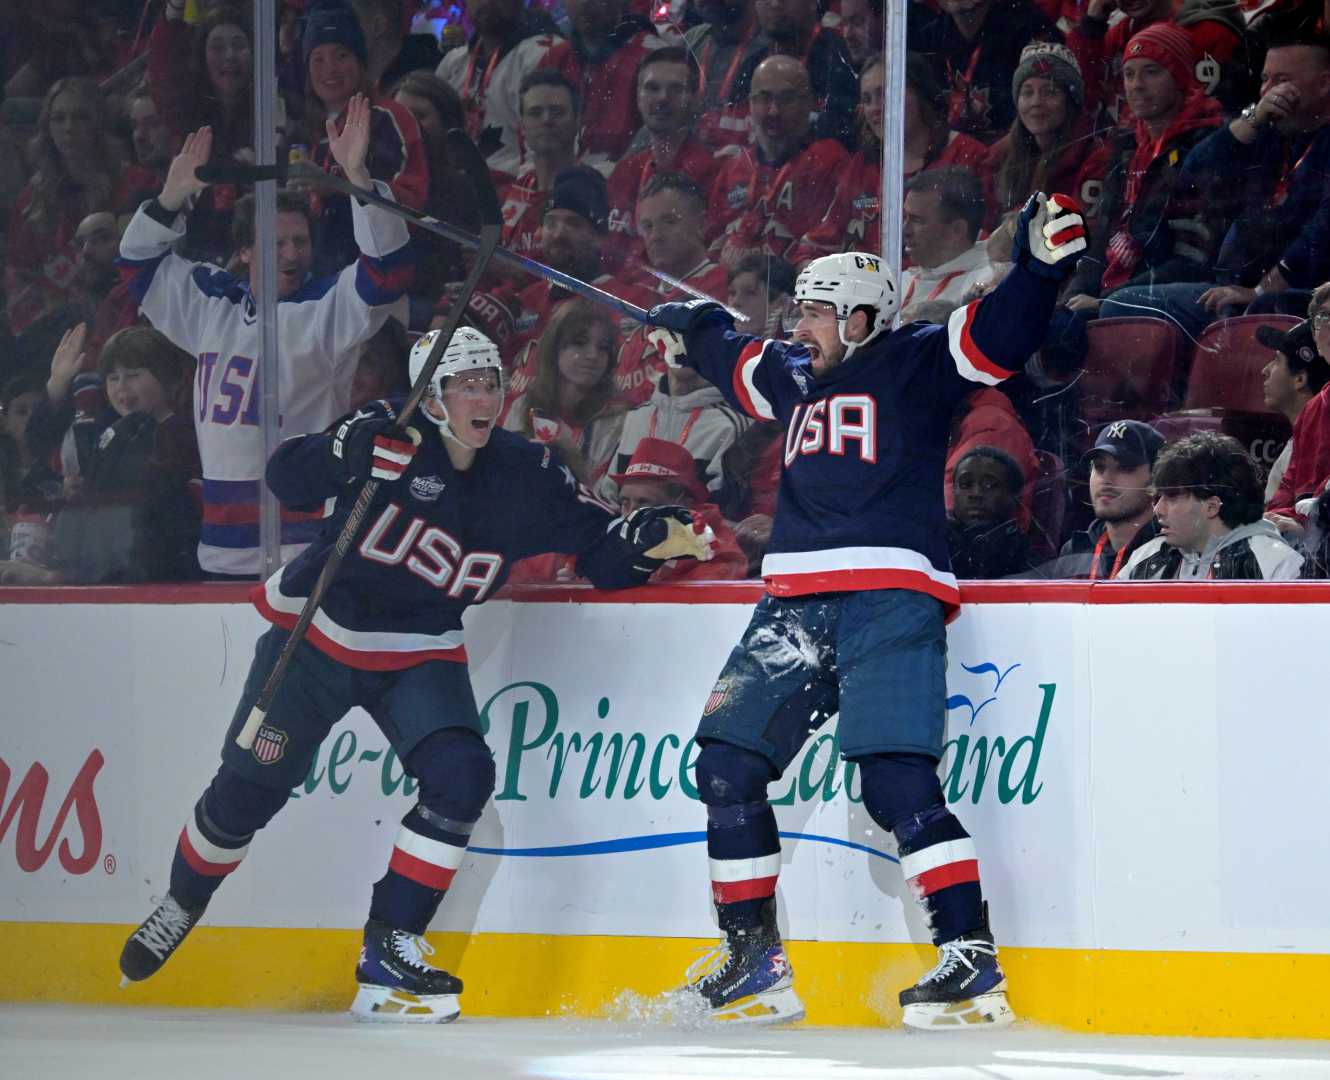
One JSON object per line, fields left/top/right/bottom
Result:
{"left": 408, "top": 326, "right": 504, "bottom": 440}
{"left": 793, "top": 252, "right": 897, "bottom": 362}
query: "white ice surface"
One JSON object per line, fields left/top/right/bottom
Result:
{"left": 4, "top": 1006, "right": 1329, "bottom": 1080}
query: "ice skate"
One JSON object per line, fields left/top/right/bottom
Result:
{"left": 675, "top": 923, "right": 805, "bottom": 1025}
{"left": 119, "top": 894, "right": 206, "bottom": 983}
{"left": 350, "top": 919, "right": 463, "bottom": 1023}
{"left": 899, "top": 927, "right": 1014, "bottom": 1030}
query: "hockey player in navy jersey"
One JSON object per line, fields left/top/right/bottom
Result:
{"left": 119, "top": 327, "right": 713, "bottom": 1023}
{"left": 646, "top": 193, "right": 1086, "bottom": 1029}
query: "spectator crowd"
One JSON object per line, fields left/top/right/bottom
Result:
{"left": 4, "top": 0, "right": 1330, "bottom": 585}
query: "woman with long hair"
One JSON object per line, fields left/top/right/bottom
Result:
{"left": 391, "top": 71, "right": 482, "bottom": 316}
{"left": 502, "top": 299, "right": 625, "bottom": 487}
{"left": 4, "top": 78, "right": 156, "bottom": 334}
{"left": 147, "top": 3, "right": 264, "bottom": 261}
{"left": 983, "top": 42, "right": 1109, "bottom": 257}
{"left": 300, "top": 0, "right": 429, "bottom": 274}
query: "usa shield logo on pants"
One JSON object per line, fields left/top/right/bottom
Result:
{"left": 703, "top": 680, "right": 730, "bottom": 716}
{"left": 253, "top": 724, "right": 288, "bottom": 765}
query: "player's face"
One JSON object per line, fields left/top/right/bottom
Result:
{"left": 1088, "top": 454, "right": 1152, "bottom": 524}
{"left": 1123, "top": 58, "right": 1180, "bottom": 126}
{"left": 1017, "top": 77, "right": 1068, "bottom": 141}
{"left": 308, "top": 43, "right": 364, "bottom": 114}
{"left": 791, "top": 300, "right": 847, "bottom": 375}
{"left": 953, "top": 456, "right": 1017, "bottom": 527}
{"left": 521, "top": 86, "right": 579, "bottom": 156}
{"left": 637, "top": 190, "right": 706, "bottom": 273}
{"left": 556, "top": 322, "right": 614, "bottom": 391}
{"left": 638, "top": 61, "right": 695, "bottom": 136}
{"left": 1152, "top": 489, "right": 1215, "bottom": 553}
{"left": 205, "top": 23, "right": 252, "bottom": 103}
{"left": 437, "top": 370, "right": 504, "bottom": 448}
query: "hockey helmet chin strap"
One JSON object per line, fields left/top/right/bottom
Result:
{"left": 421, "top": 376, "right": 501, "bottom": 448}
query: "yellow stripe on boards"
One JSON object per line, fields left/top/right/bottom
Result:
{"left": 1, "top": 923, "right": 1327, "bottom": 1039}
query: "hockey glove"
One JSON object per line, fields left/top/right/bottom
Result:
{"left": 331, "top": 418, "right": 420, "bottom": 484}
{"left": 1012, "top": 192, "right": 1087, "bottom": 282}
{"left": 646, "top": 298, "right": 735, "bottom": 336}
{"left": 646, "top": 327, "right": 689, "bottom": 369}
{"left": 618, "top": 504, "right": 716, "bottom": 577}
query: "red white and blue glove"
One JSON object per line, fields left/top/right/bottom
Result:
{"left": 1012, "top": 192, "right": 1086, "bottom": 282}
{"left": 331, "top": 418, "right": 420, "bottom": 484}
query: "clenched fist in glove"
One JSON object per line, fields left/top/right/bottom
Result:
{"left": 646, "top": 298, "right": 736, "bottom": 336}
{"left": 331, "top": 417, "right": 420, "bottom": 484}
{"left": 1011, "top": 192, "right": 1086, "bottom": 282}
{"left": 618, "top": 504, "right": 716, "bottom": 577}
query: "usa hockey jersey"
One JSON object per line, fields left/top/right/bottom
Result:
{"left": 256, "top": 403, "right": 647, "bottom": 670}
{"left": 678, "top": 260, "right": 1060, "bottom": 616}
{"left": 120, "top": 182, "right": 413, "bottom": 576}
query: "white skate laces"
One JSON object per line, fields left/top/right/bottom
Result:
{"left": 918, "top": 936, "right": 996, "bottom": 986}
{"left": 685, "top": 939, "right": 731, "bottom": 987}
{"left": 391, "top": 931, "right": 437, "bottom": 973}
{"left": 133, "top": 897, "right": 195, "bottom": 960}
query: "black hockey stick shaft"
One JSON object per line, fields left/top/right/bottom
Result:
{"left": 235, "top": 129, "right": 503, "bottom": 751}
{"left": 198, "top": 158, "right": 650, "bottom": 324}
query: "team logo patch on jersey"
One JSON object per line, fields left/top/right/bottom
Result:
{"left": 252, "top": 724, "right": 288, "bottom": 765}
{"left": 726, "top": 183, "right": 750, "bottom": 210}
{"left": 514, "top": 311, "right": 539, "bottom": 333}
{"left": 703, "top": 679, "right": 730, "bottom": 716}
{"left": 851, "top": 194, "right": 879, "bottom": 213}
{"left": 410, "top": 474, "right": 447, "bottom": 502}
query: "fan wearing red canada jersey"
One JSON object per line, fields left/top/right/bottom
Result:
{"left": 118, "top": 327, "right": 712, "bottom": 1023}
{"left": 647, "top": 194, "right": 1086, "bottom": 1029}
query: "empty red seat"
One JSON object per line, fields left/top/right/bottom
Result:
{"left": 1080, "top": 317, "right": 1189, "bottom": 432}
{"left": 1181, "top": 314, "right": 1301, "bottom": 412}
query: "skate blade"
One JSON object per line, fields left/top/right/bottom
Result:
{"left": 350, "top": 985, "right": 461, "bottom": 1024}
{"left": 902, "top": 989, "right": 1014, "bottom": 1031}
{"left": 709, "top": 985, "right": 806, "bottom": 1026}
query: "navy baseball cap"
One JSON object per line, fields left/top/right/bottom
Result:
{"left": 1256, "top": 320, "right": 1330, "bottom": 382}
{"left": 1083, "top": 419, "right": 1165, "bottom": 470}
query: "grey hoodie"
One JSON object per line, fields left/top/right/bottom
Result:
{"left": 1122, "top": 519, "right": 1304, "bottom": 580}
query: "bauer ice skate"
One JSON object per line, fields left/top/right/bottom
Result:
{"left": 119, "top": 894, "right": 205, "bottom": 983}
{"left": 351, "top": 919, "right": 463, "bottom": 1023}
{"left": 677, "top": 921, "right": 805, "bottom": 1025}
{"left": 899, "top": 926, "right": 1014, "bottom": 1030}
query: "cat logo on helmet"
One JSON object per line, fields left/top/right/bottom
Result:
{"left": 793, "top": 252, "right": 897, "bottom": 363}
{"left": 408, "top": 326, "right": 504, "bottom": 445}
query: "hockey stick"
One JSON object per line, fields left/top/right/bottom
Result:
{"left": 233, "top": 129, "right": 503, "bottom": 751}
{"left": 196, "top": 159, "right": 651, "bottom": 326}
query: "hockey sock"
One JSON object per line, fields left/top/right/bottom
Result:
{"left": 891, "top": 803, "right": 984, "bottom": 945}
{"left": 857, "top": 753, "right": 985, "bottom": 945}
{"left": 369, "top": 806, "right": 472, "bottom": 935}
{"left": 707, "top": 800, "right": 781, "bottom": 934}
{"left": 170, "top": 772, "right": 288, "bottom": 910}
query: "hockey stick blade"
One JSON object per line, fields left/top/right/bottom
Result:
{"left": 234, "top": 130, "right": 503, "bottom": 751}
{"left": 275, "top": 160, "right": 649, "bottom": 325}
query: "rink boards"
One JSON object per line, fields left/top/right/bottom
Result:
{"left": 1, "top": 582, "right": 1329, "bottom": 1038}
